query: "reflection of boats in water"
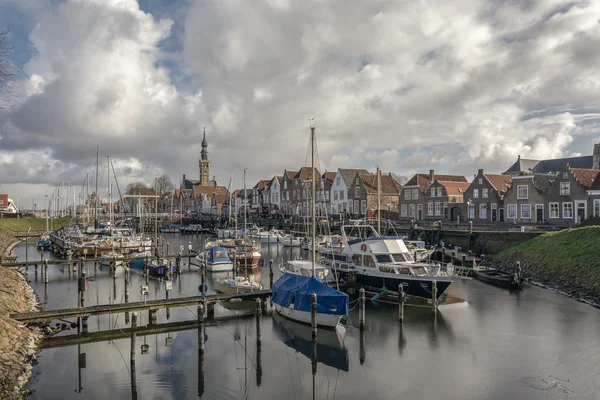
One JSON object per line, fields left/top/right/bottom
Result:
{"left": 221, "top": 298, "right": 258, "bottom": 312}
{"left": 272, "top": 313, "right": 349, "bottom": 371}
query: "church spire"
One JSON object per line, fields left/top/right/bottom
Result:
{"left": 201, "top": 126, "right": 208, "bottom": 161}
{"left": 199, "top": 126, "right": 211, "bottom": 186}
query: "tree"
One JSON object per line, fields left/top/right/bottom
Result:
{"left": 0, "top": 28, "right": 18, "bottom": 110}
{"left": 126, "top": 181, "right": 153, "bottom": 195}
{"left": 155, "top": 174, "right": 175, "bottom": 212}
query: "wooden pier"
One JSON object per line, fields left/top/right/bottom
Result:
{"left": 10, "top": 290, "right": 271, "bottom": 323}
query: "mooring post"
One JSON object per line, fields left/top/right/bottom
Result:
{"left": 359, "top": 325, "right": 366, "bottom": 365}
{"left": 198, "top": 303, "right": 205, "bottom": 323}
{"left": 269, "top": 259, "right": 274, "bottom": 288}
{"left": 149, "top": 309, "right": 157, "bottom": 325}
{"left": 112, "top": 255, "right": 117, "bottom": 278}
{"left": 130, "top": 312, "right": 137, "bottom": 399}
{"left": 188, "top": 242, "right": 192, "bottom": 270}
{"left": 176, "top": 253, "right": 181, "bottom": 275}
{"left": 94, "top": 245, "right": 98, "bottom": 259}
{"left": 198, "top": 305, "right": 205, "bottom": 399}
{"left": 311, "top": 293, "right": 317, "bottom": 342}
{"left": 359, "top": 288, "right": 366, "bottom": 329}
{"left": 256, "top": 298, "right": 262, "bottom": 386}
{"left": 207, "top": 302, "right": 215, "bottom": 320}
{"left": 468, "top": 221, "right": 473, "bottom": 252}
{"left": 462, "top": 254, "right": 466, "bottom": 266}
{"left": 68, "top": 252, "right": 72, "bottom": 274}
{"left": 166, "top": 243, "right": 170, "bottom": 258}
{"left": 44, "top": 259, "right": 48, "bottom": 284}
{"left": 432, "top": 281, "right": 438, "bottom": 315}
{"left": 398, "top": 284, "right": 405, "bottom": 322}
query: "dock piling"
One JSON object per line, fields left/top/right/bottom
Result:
{"left": 269, "top": 260, "right": 274, "bottom": 288}
{"left": 359, "top": 288, "right": 366, "bottom": 329}
{"left": 176, "top": 253, "right": 181, "bottom": 275}
{"left": 130, "top": 312, "right": 137, "bottom": 399}
{"left": 311, "top": 293, "right": 317, "bottom": 342}
{"left": 207, "top": 303, "right": 215, "bottom": 320}
{"left": 432, "top": 281, "right": 438, "bottom": 315}
{"left": 44, "top": 260, "right": 48, "bottom": 284}
{"left": 256, "top": 298, "right": 262, "bottom": 386}
{"left": 398, "top": 285, "right": 405, "bottom": 322}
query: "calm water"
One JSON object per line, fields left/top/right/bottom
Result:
{"left": 12, "top": 235, "right": 600, "bottom": 400}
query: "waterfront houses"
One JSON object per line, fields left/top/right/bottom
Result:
{"left": 294, "top": 167, "right": 321, "bottom": 217}
{"left": 251, "top": 180, "right": 270, "bottom": 211}
{"left": 347, "top": 172, "right": 402, "bottom": 217}
{"left": 234, "top": 189, "right": 251, "bottom": 216}
{"left": 502, "top": 174, "right": 554, "bottom": 224}
{"left": 265, "top": 176, "right": 282, "bottom": 211}
{"left": 424, "top": 179, "right": 470, "bottom": 221}
{"left": 399, "top": 170, "right": 468, "bottom": 221}
{"left": 462, "top": 170, "right": 512, "bottom": 222}
{"left": 280, "top": 170, "right": 297, "bottom": 216}
{"left": 330, "top": 168, "right": 369, "bottom": 215}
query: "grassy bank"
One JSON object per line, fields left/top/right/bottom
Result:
{"left": 494, "top": 226, "right": 600, "bottom": 299}
{"left": 0, "top": 218, "right": 72, "bottom": 256}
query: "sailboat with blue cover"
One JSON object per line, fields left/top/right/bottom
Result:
{"left": 272, "top": 125, "right": 348, "bottom": 328}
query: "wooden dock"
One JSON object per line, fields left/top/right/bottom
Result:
{"left": 10, "top": 290, "right": 271, "bottom": 323}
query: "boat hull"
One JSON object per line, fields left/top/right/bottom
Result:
{"left": 352, "top": 272, "right": 452, "bottom": 300}
{"left": 274, "top": 303, "right": 342, "bottom": 329}
{"left": 206, "top": 262, "right": 234, "bottom": 272}
{"left": 215, "top": 281, "right": 261, "bottom": 294}
{"left": 473, "top": 269, "right": 523, "bottom": 290}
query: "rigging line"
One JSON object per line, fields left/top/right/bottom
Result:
{"left": 110, "top": 339, "right": 131, "bottom": 376}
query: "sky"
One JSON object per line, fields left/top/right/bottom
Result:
{"left": 1, "top": 0, "right": 600, "bottom": 209}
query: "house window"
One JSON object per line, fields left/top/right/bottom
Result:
{"left": 479, "top": 203, "right": 487, "bottom": 219}
{"left": 355, "top": 186, "right": 360, "bottom": 197}
{"left": 401, "top": 204, "right": 407, "bottom": 217}
{"left": 427, "top": 202, "right": 433, "bottom": 215}
{"left": 562, "top": 172, "right": 568, "bottom": 179}
{"left": 517, "top": 185, "right": 528, "bottom": 199}
{"left": 473, "top": 189, "right": 479, "bottom": 199}
{"left": 468, "top": 204, "right": 475, "bottom": 219}
{"left": 521, "top": 204, "right": 531, "bottom": 219}
{"left": 284, "top": 181, "right": 287, "bottom": 189}
{"left": 482, "top": 188, "right": 488, "bottom": 198}
{"left": 409, "top": 204, "right": 416, "bottom": 218}
{"left": 340, "top": 190, "right": 344, "bottom": 200}
{"left": 478, "top": 178, "right": 483, "bottom": 185}
{"left": 431, "top": 188, "right": 436, "bottom": 197}
{"left": 326, "top": 191, "right": 329, "bottom": 201}
{"left": 436, "top": 187, "right": 442, "bottom": 197}
{"left": 560, "top": 182, "right": 570, "bottom": 196}
{"left": 336, "top": 177, "right": 340, "bottom": 186}
{"left": 361, "top": 200, "right": 367, "bottom": 214}
{"left": 434, "top": 202, "right": 441, "bottom": 216}
{"left": 562, "top": 202, "right": 573, "bottom": 219}
{"left": 507, "top": 204, "right": 517, "bottom": 219}
{"left": 334, "top": 191, "right": 339, "bottom": 201}
{"left": 405, "top": 190, "right": 411, "bottom": 200}
{"left": 356, "top": 178, "right": 359, "bottom": 185}
{"left": 594, "top": 199, "right": 600, "bottom": 217}
{"left": 412, "top": 189, "right": 418, "bottom": 199}
{"left": 354, "top": 200, "right": 359, "bottom": 214}
{"left": 286, "top": 192, "right": 289, "bottom": 201}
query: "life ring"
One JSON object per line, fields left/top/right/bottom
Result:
{"left": 361, "top": 244, "right": 367, "bottom": 252}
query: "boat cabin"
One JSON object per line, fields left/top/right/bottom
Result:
{"left": 280, "top": 260, "right": 336, "bottom": 285}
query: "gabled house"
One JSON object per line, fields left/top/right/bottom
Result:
{"left": 294, "top": 167, "right": 321, "bottom": 217}
{"left": 234, "top": 189, "right": 251, "bottom": 217}
{"left": 0, "top": 194, "right": 18, "bottom": 214}
{"left": 330, "top": 168, "right": 369, "bottom": 215}
{"left": 193, "top": 186, "right": 229, "bottom": 216}
{"left": 504, "top": 142, "right": 600, "bottom": 176}
{"left": 280, "top": 170, "right": 297, "bottom": 216}
{"left": 589, "top": 173, "right": 600, "bottom": 218}
{"left": 251, "top": 180, "right": 270, "bottom": 211}
{"left": 542, "top": 164, "right": 600, "bottom": 224}
{"left": 503, "top": 175, "right": 555, "bottom": 224}
{"left": 347, "top": 172, "right": 402, "bottom": 217}
{"left": 462, "top": 169, "right": 512, "bottom": 222}
{"left": 399, "top": 170, "right": 468, "bottom": 221}
{"left": 264, "top": 176, "right": 282, "bottom": 210}
{"left": 424, "top": 180, "right": 470, "bottom": 221}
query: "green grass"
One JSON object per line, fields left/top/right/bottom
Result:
{"left": 0, "top": 218, "right": 72, "bottom": 232}
{"left": 495, "top": 226, "right": 600, "bottom": 298}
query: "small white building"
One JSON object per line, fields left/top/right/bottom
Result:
{"left": 0, "top": 195, "right": 19, "bottom": 214}
{"left": 330, "top": 169, "right": 369, "bottom": 215}
{"left": 267, "top": 176, "right": 282, "bottom": 210}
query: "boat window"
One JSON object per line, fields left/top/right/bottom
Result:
{"left": 392, "top": 253, "right": 414, "bottom": 263}
{"left": 379, "top": 266, "right": 396, "bottom": 274}
{"left": 213, "top": 250, "right": 228, "bottom": 260}
{"left": 352, "top": 254, "right": 363, "bottom": 266}
{"left": 364, "top": 256, "right": 376, "bottom": 268}
{"left": 301, "top": 269, "right": 311, "bottom": 277}
{"left": 317, "top": 270, "right": 325, "bottom": 280}
{"left": 396, "top": 267, "right": 411, "bottom": 275}
{"left": 412, "top": 266, "right": 427, "bottom": 276}
{"left": 376, "top": 254, "right": 393, "bottom": 263}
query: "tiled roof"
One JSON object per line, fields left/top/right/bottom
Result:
{"left": 338, "top": 168, "right": 370, "bottom": 186}
{"left": 234, "top": 189, "right": 252, "bottom": 199}
{"left": 405, "top": 173, "right": 468, "bottom": 193}
{"left": 193, "top": 186, "right": 229, "bottom": 204}
{"left": 441, "top": 181, "right": 471, "bottom": 197}
{"left": 571, "top": 168, "right": 600, "bottom": 189}
{"left": 253, "top": 180, "right": 270, "bottom": 190}
{"left": 359, "top": 174, "right": 401, "bottom": 195}
{"left": 322, "top": 171, "right": 336, "bottom": 183}
{"left": 284, "top": 170, "right": 297, "bottom": 180}
{"left": 294, "top": 167, "right": 321, "bottom": 181}
{"left": 485, "top": 174, "right": 512, "bottom": 192}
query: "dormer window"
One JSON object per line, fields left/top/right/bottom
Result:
{"left": 560, "top": 182, "right": 570, "bottom": 196}
{"left": 478, "top": 178, "right": 483, "bottom": 185}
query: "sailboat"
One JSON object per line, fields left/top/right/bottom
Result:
{"left": 271, "top": 125, "right": 348, "bottom": 328}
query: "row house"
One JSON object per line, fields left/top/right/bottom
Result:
{"left": 424, "top": 180, "right": 470, "bottom": 221}
{"left": 294, "top": 167, "right": 322, "bottom": 217}
{"left": 251, "top": 180, "right": 270, "bottom": 211}
{"left": 501, "top": 174, "right": 551, "bottom": 224}
{"left": 330, "top": 168, "right": 369, "bottom": 215}
{"left": 462, "top": 170, "right": 512, "bottom": 222}
{"left": 280, "top": 170, "right": 297, "bottom": 216}
{"left": 193, "top": 186, "right": 229, "bottom": 216}
{"left": 589, "top": 174, "right": 600, "bottom": 218}
{"left": 234, "top": 189, "right": 251, "bottom": 216}
{"left": 347, "top": 172, "right": 402, "bottom": 217}
{"left": 263, "top": 176, "right": 282, "bottom": 210}
{"left": 399, "top": 170, "right": 468, "bottom": 221}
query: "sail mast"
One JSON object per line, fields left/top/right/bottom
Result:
{"left": 377, "top": 166, "right": 381, "bottom": 234}
{"left": 95, "top": 145, "right": 99, "bottom": 228}
{"left": 311, "top": 125, "right": 316, "bottom": 274}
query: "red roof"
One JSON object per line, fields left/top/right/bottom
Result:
{"left": 485, "top": 174, "right": 512, "bottom": 192}
{"left": 571, "top": 168, "right": 600, "bottom": 189}
{"left": 193, "top": 186, "right": 229, "bottom": 204}
{"left": 322, "top": 171, "right": 336, "bottom": 183}
{"left": 294, "top": 167, "right": 321, "bottom": 181}
{"left": 253, "top": 180, "right": 270, "bottom": 190}
{"left": 360, "top": 174, "right": 401, "bottom": 195}
{"left": 284, "top": 170, "right": 297, "bottom": 180}
{"left": 405, "top": 173, "right": 467, "bottom": 193}
{"left": 440, "top": 181, "right": 471, "bottom": 197}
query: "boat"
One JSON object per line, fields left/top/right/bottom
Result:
{"left": 272, "top": 125, "right": 348, "bottom": 329}
{"left": 36, "top": 236, "right": 52, "bottom": 251}
{"left": 195, "top": 246, "right": 234, "bottom": 272}
{"left": 473, "top": 267, "right": 523, "bottom": 290}
{"left": 249, "top": 228, "right": 286, "bottom": 244}
{"left": 282, "top": 235, "right": 302, "bottom": 247}
{"left": 100, "top": 251, "right": 123, "bottom": 267}
{"left": 215, "top": 276, "right": 263, "bottom": 293}
{"left": 127, "top": 250, "right": 148, "bottom": 270}
{"left": 272, "top": 312, "right": 348, "bottom": 371}
{"left": 180, "top": 224, "right": 206, "bottom": 234}
{"left": 215, "top": 237, "right": 261, "bottom": 267}
{"left": 321, "top": 222, "right": 453, "bottom": 300}
{"left": 147, "top": 258, "right": 176, "bottom": 276}
{"left": 404, "top": 240, "right": 434, "bottom": 262}
{"left": 160, "top": 223, "right": 181, "bottom": 233}
{"left": 279, "top": 259, "right": 337, "bottom": 286}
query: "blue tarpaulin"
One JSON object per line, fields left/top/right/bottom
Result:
{"left": 206, "top": 247, "right": 231, "bottom": 263}
{"left": 272, "top": 274, "right": 348, "bottom": 315}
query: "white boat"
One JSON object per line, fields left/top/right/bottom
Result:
{"left": 181, "top": 224, "right": 205, "bottom": 234}
{"left": 282, "top": 235, "right": 302, "bottom": 247}
{"left": 215, "top": 276, "right": 263, "bottom": 293}
{"left": 279, "top": 260, "right": 337, "bottom": 286}
{"left": 100, "top": 252, "right": 123, "bottom": 267}
{"left": 250, "top": 228, "right": 286, "bottom": 244}
{"left": 195, "top": 246, "right": 234, "bottom": 272}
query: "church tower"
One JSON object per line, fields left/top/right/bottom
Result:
{"left": 199, "top": 127, "right": 210, "bottom": 186}
{"left": 594, "top": 142, "right": 600, "bottom": 170}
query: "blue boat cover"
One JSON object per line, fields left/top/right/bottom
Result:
{"left": 272, "top": 274, "right": 348, "bottom": 315}
{"left": 207, "top": 247, "right": 231, "bottom": 263}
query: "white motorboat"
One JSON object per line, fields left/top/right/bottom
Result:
{"left": 279, "top": 260, "right": 337, "bottom": 286}
{"left": 195, "top": 246, "right": 234, "bottom": 272}
{"left": 215, "top": 276, "right": 263, "bottom": 293}
{"left": 282, "top": 235, "right": 302, "bottom": 247}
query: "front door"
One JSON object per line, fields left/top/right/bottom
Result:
{"left": 499, "top": 208, "right": 504, "bottom": 222}
{"left": 536, "top": 204, "right": 543, "bottom": 223}
{"left": 575, "top": 201, "right": 586, "bottom": 224}
{"left": 417, "top": 207, "right": 423, "bottom": 220}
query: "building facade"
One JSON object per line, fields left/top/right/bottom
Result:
{"left": 330, "top": 168, "right": 369, "bottom": 215}
{"left": 462, "top": 169, "right": 512, "bottom": 222}
{"left": 502, "top": 175, "right": 553, "bottom": 224}
{"left": 424, "top": 180, "right": 469, "bottom": 221}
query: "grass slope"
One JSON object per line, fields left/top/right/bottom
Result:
{"left": 495, "top": 226, "right": 600, "bottom": 298}
{"left": 0, "top": 218, "right": 72, "bottom": 256}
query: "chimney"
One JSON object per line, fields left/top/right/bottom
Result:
{"left": 429, "top": 169, "right": 435, "bottom": 181}
{"left": 478, "top": 168, "right": 484, "bottom": 176}
{"left": 594, "top": 142, "right": 600, "bottom": 170}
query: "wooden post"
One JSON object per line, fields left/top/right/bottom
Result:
{"left": 256, "top": 298, "right": 262, "bottom": 387}
{"left": 130, "top": 313, "right": 138, "bottom": 400}
{"left": 94, "top": 245, "right": 98, "bottom": 259}
{"left": 462, "top": 254, "right": 466, "bottom": 266}
{"left": 176, "top": 253, "right": 181, "bottom": 275}
{"left": 269, "top": 259, "right": 274, "bottom": 288}
{"left": 198, "top": 304, "right": 205, "bottom": 398}
{"left": 188, "top": 242, "right": 192, "bottom": 271}
{"left": 359, "top": 325, "right": 365, "bottom": 365}
{"left": 44, "top": 259, "right": 48, "bottom": 284}
{"left": 359, "top": 288, "right": 366, "bottom": 329}
{"left": 398, "top": 284, "right": 405, "bottom": 322}
{"left": 166, "top": 242, "right": 170, "bottom": 258}
{"left": 311, "top": 293, "right": 317, "bottom": 342}
{"left": 468, "top": 221, "right": 473, "bottom": 252}
{"left": 432, "top": 281, "right": 438, "bottom": 315}
{"left": 207, "top": 302, "right": 215, "bottom": 320}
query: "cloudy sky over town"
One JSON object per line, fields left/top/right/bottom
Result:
{"left": 1, "top": 0, "right": 600, "bottom": 206}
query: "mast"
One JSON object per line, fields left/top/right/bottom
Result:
{"left": 243, "top": 169, "right": 248, "bottom": 278}
{"left": 311, "top": 125, "right": 316, "bottom": 274}
{"left": 155, "top": 177, "right": 158, "bottom": 256}
{"left": 377, "top": 166, "right": 381, "bottom": 234}
{"left": 108, "top": 156, "right": 111, "bottom": 235}
{"left": 86, "top": 173, "right": 89, "bottom": 224}
{"left": 95, "top": 145, "right": 99, "bottom": 228}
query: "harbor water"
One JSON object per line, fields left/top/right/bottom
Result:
{"left": 11, "top": 235, "right": 600, "bottom": 400}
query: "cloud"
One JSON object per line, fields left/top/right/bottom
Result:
{"left": 2, "top": 0, "right": 600, "bottom": 203}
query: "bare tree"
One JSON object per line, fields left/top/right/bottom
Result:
{"left": 125, "top": 181, "right": 153, "bottom": 196}
{"left": 0, "top": 27, "right": 18, "bottom": 110}
{"left": 155, "top": 174, "right": 175, "bottom": 212}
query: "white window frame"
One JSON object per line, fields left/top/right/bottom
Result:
{"left": 521, "top": 204, "right": 531, "bottom": 219}
{"left": 427, "top": 202, "right": 433, "bottom": 215}
{"left": 354, "top": 200, "right": 359, "bottom": 214}
{"left": 409, "top": 204, "right": 416, "bottom": 218}
{"left": 431, "top": 188, "right": 436, "bottom": 197}
{"left": 284, "top": 181, "right": 287, "bottom": 189}
{"left": 478, "top": 178, "right": 483, "bottom": 185}
{"left": 562, "top": 202, "right": 573, "bottom": 219}
{"left": 594, "top": 199, "right": 600, "bottom": 217}
{"left": 355, "top": 186, "right": 360, "bottom": 197}
{"left": 404, "top": 190, "right": 411, "bottom": 200}
{"left": 434, "top": 202, "right": 441, "bottom": 216}
{"left": 507, "top": 204, "right": 517, "bottom": 219}
{"left": 340, "top": 190, "right": 344, "bottom": 200}
{"left": 482, "top": 188, "right": 488, "bottom": 199}
{"left": 549, "top": 202, "right": 559, "bottom": 218}
{"left": 517, "top": 185, "right": 528, "bottom": 200}
{"left": 356, "top": 178, "right": 359, "bottom": 185}
{"left": 412, "top": 189, "right": 418, "bottom": 199}
{"left": 468, "top": 204, "right": 475, "bottom": 219}
{"left": 436, "top": 187, "right": 442, "bottom": 197}
{"left": 401, "top": 204, "right": 407, "bottom": 217}
{"left": 361, "top": 200, "right": 367, "bottom": 214}
{"left": 479, "top": 203, "right": 487, "bottom": 219}
{"left": 473, "top": 189, "right": 479, "bottom": 199}
{"left": 560, "top": 182, "right": 570, "bottom": 196}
